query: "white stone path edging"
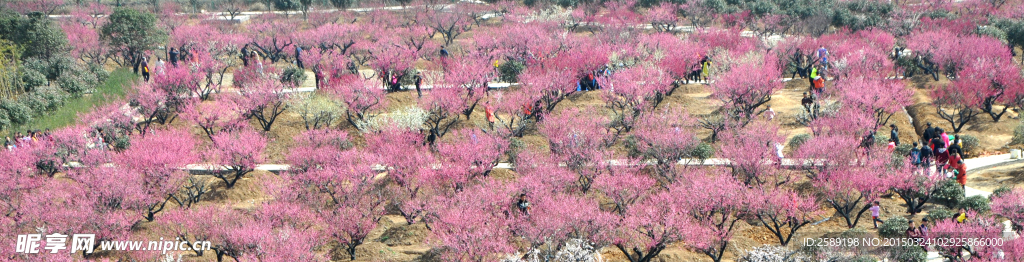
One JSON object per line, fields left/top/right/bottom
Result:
{"left": 188, "top": 151, "right": 1019, "bottom": 173}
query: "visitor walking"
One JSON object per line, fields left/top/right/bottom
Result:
{"left": 808, "top": 65, "right": 818, "bottom": 88}
{"left": 933, "top": 133, "right": 949, "bottom": 174}
{"left": 252, "top": 51, "right": 263, "bottom": 75}
{"left": 439, "top": 47, "right": 450, "bottom": 71}
{"left": 189, "top": 50, "right": 199, "bottom": 69}
{"left": 812, "top": 72, "right": 825, "bottom": 95}
{"left": 801, "top": 92, "right": 814, "bottom": 113}
{"left": 870, "top": 201, "right": 883, "bottom": 228}
{"left": 140, "top": 57, "right": 150, "bottom": 82}
{"left": 948, "top": 137, "right": 962, "bottom": 156}
{"left": 169, "top": 47, "right": 180, "bottom": 67}
{"left": 922, "top": 122, "right": 936, "bottom": 144}
{"left": 920, "top": 141, "right": 933, "bottom": 173}
{"left": 516, "top": 193, "right": 531, "bottom": 216}
{"left": 774, "top": 142, "right": 784, "bottom": 166}
{"left": 589, "top": 71, "right": 598, "bottom": 90}
{"left": 485, "top": 102, "right": 496, "bottom": 130}
{"left": 860, "top": 131, "right": 875, "bottom": 151}
{"left": 939, "top": 129, "right": 950, "bottom": 148}
{"left": 946, "top": 153, "right": 966, "bottom": 190}
{"left": 889, "top": 124, "right": 899, "bottom": 146}
{"left": 414, "top": 74, "right": 423, "bottom": 98}
{"left": 295, "top": 45, "right": 303, "bottom": 69}
{"left": 765, "top": 105, "right": 776, "bottom": 120}
{"left": 701, "top": 56, "right": 712, "bottom": 82}
{"left": 155, "top": 57, "right": 165, "bottom": 75}
{"left": 690, "top": 61, "right": 703, "bottom": 83}
{"left": 389, "top": 74, "right": 400, "bottom": 91}
{"left": 94, "top": 129, "right": 107, "bottom": 150}
{"left": 910, "top": 142, "right": 921, "bottom": 166}
{"left": 582, "top": 74, "right": 593, "bottom": 91}
{"left": 816, "top": 45, "right": 829, "bottom": 67}
{"left": 241, "top": 45, "right": 249, "bottom": 67}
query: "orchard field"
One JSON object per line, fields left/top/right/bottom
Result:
{"left": 2, "top": 0, "right": 1024, "bottom": 261}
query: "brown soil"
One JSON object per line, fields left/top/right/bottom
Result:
{"left": 966, "top": 162, "right": 1024, "bottom": 192}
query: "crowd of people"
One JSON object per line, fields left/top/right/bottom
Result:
{"left": 4, "top": 128, "right": 112, "bottom": 151}
{"left": 906, "top": 122, "right": 969, "bottom": 190}
{"left": 137, "top": 45, "right": 250, "bottom": 83}
{"left": 4, "top": 129, "right": 52, "bottom": 150}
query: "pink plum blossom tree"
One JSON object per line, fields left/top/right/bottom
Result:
{"left": 115, "top": 128, "right": 197, "bottom": 221}
{"left": 205, "top": 129, "right": 266, "bottom": 189}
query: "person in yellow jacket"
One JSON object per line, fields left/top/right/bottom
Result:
{"left": 701, "top": 56, "right": 712, "bottom": 81}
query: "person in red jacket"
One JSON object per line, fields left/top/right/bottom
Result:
{"left": 484, "top": 102, "right": 496, "bottom": 129}
{"left": 945, "top": 153, "right": 966, "bottom": 190}
{"left": 812, "top": 75, "right": 825, "bottom": 95}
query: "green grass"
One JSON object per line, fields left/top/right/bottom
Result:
{"left": 17, "top": 68, "right": 135, "bottom": 132}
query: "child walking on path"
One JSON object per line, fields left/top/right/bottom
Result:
{"left": 870, "top": 201, "right": 884, "bottom": 228}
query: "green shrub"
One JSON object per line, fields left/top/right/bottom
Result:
{"left": 18, "top": 85, "right": 66, "bottom": 114}
{"left": 895, "top": 55, "right": 921, "bottom": 77}
{"left": 977, "top": 26, "right": 1008, "bottom": 43}
{"left": 689, "top": 142, "right": 714, "bottom": 160}
{"left": 47, "top": 56, "right": 75, "bottom": 81}
{"left": 933, "top": 178, "right": 964, "bottom": 208}
{"left": 991, "top": 186, "right": 1013, "bottom": 199}
{"left": 507, "top": 137, "right": 526, "bottom": 165}
{"left": 23, "top": 56, "right": 74, "bottom": 81}
{"left": 895, "top": 143, "right": 912, "bottom": 156}
{"left": 88, "top": 63, "right": 109, "bottom": 83}
{"left": 848, "top": 256, "right": 876, "bottom": 262}
{"left": 280, "top": 66, "right": 307, "bottom": 87}
{"left": 99, "top": 126, "right": 131, "bottom": 151}
{"left": 19, "top": 68, "right": 47, "bottom": 91}
{"left": 878, "top": 216, "right": 909, "bottom": 238}
{"left": 624, "top": 135, "right": 642, "bottom": 158}
{"left": 956, "top": 195, "right": 990, "bottom": 213}
{"left": 0, "top": 108, "right": 10, "bottom": 131}
{"left": 111, "top": 135, "right": 131, "bottom": 151}
{"left": 56, "top": 73, "right": 90, "bottom": 97}
{"left": 1010, "top": 121, "right": 1024, "bottom": 145}
{"left": 21, "top": 58, "right": 49, "bottom": 79}
{"left": 886, "top": 244, "right": 927, "bottom": 262}
{"left": 874, "top": 134, "right": 890, "bottom": 146}
{"left": 291, "top": 94, "right": 339, "bottom": 130}
{"left": 926, "top": 207, "right": 956, "bottom": 222}
{"left": 788, "top": 133, "right": 811, "bottom": 152}
{"left": 498, "top": 60, "right": 525, "bottom": 83}
{"left": 400, "top": 69, "right": 418, "bottom": 86}
{"left": 0, "top": 100, "right": 32, "bottom": 125}
{"left": 958, "top": 134, "right": 979, "bottom": 157}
